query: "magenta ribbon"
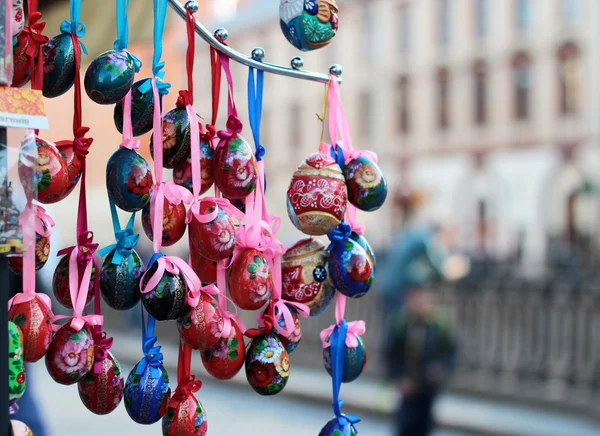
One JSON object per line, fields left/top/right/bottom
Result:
{"left": 186, "top": 196, "right": 244, "bottom": 225}
{"left": 186, "top": 282, "right": 219, "bottom": 309}
{"left": 18, "top": 201, "right": 39, "bottom": 297}
{"left": 119, "top": 89, "right": 141, "bottom": 150}
{"left": 92, "top": 330, "right": 114, "bottom": 374}
{"left": 216, "top": 114, "right": 243, "bottom": 147}
{"left": 32, "top": 204, "right": 54, "bottom": 237}
{"left": 216, "top": 259, "right": 247, "bottom": 338}
{"left": 320, "top": 320, "right": 366, "bottom": 349}
{"left": 140, "top": 255, "right": 203, "bottom": 306}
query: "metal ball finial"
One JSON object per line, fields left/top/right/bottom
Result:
{"left": 252, "top": 47, "right": 265, "bottom": 60}
{"left": 185, "top": 1, "right": 199, "bottom": 13}
{"left": 291, "top": 56, "right": 304, "bottom": 70}
{"left": 214, "top": 28, "right": 228, "bottom": 41}
{"left": 329, "top": 64, "right": 343, "bottom": 77}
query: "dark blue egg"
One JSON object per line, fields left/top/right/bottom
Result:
{"left": 114, "top": 78, "right": 157, "bottom": 137}
{"left": 319, "top": 417, "right": 358, "bottom": 436}
{"left": 150, "top": 107, "right": 191, "bottom": 169}
{"left": 106, "top": 148, "right": 153, "bottom": 212}
{"left": 350, "top": 232, "right": 376, "bottom": 275}
{"left": 84, "top": 50, "right": 135, "bottom": 105}
{"left": 140, "top": 260, "right": 187, "bottom": 321}
{"left": 323, "top": 333, "right": 366, "bottom": 383}
{"left": 328, "top": 238, "right": 374, "bottom": 299}
{"left": 42, "top": 33, "right": 76, "bottom": 98}
{"left": 344, "top": 156, "right": 387, "bottom": 212}
{"left": 124, "top": 361, "right": 170, "bottom": 425}
{"left": 100, "top": 248, "right": 145, "bottom": 310}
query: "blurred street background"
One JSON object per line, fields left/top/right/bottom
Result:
{"left": 9, "top": 0, "right": 600, "bottom": 435}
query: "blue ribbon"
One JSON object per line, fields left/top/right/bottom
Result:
{"left": 112, "top": 0, "right": 142, "bottom": 72}
{"left": 60, "top": 0, "right": 88, "bottom": 55}
{"left": 327, "top": 221, "right": 352, "bottom": 251}
{"left": 151, "top": 0, "right": 171, "bottom": 95}
{"left": 136, "top": 303, "right": 164, "bottom": 379}
{"left": 98, "top": 199, "right": 139, "bottom": 265}
{"left": 247, "top": 65, "right": 266, "bottom": 161}
{"left": 330, "top": 144, "right": 346, "bottom": 171}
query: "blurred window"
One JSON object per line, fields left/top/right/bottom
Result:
{"left": 475, "top": 0, "right": 488, "bottom": 38}
{"left": 399, "top": 5, "right": 411, "bottom": 54}
{"left": 557, "top": 42, "right": 580, "bottom": 116}
{"left": 560, "top": 0, "right": 580, "bottom": 25}
{"left": 438, "top": 0, "right": 451, "bottom": 46}
{"left": 515, "top": 0, "right": 531, "bottom": 31}
{"left": 512, "top": 52, "right": 531, "bottom": 121}
{"left": 472, "top": 60, "right": 488, "bottom": 125}
{"left": 437, "top": 67, "right": 450, "bottom": 129}
{"left": 398, "top": 76, "right": 410, "bottom": 134}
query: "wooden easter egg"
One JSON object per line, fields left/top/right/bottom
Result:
{"left": 282, "top": 238, "right": 335, "bottom": 316}
{"left": 229, "top": 248, "right": 273, "bottom": 311}
{"left": 190, "top": 252, "right": 217, "bottom": 284}
{"left": 78, "top": 351, "right": 124, "bottom": 415}
{"left": 140, "top": 261, "right": 187, "bottom": 321}
{"left": 9, "top": 297, "right": 53, "bottom": 362}
{"left": 245, "top": 333, "right": 290, "bottom": 396}
{"left": 124, "top": 361, "right": 170, "bottom": 425}
{"left": 287, "top": 152, "right": 347, "bottom": 235}
{"left": 52, "top": 254, "right": 95, "bottom": 309}
{"left": 10, "top": 420, "right": 34, "bottom": 436}
{"left": 54, "top": 141, "right": 84, "bottom": 202}
{"left": 319, "top": 417, "right": 358, "bottom": 436}
{"left": 350, "top": 232, "right": 376, "bottom": 274}
{"left": 141, "top": 197, "right": 187, "bottom": 247}
{"left": 100, "top": 248, "right": 144, "bottom": 311}
{"left": 173, "top": 139, "right": 215, "bottom": 194}
{"left": 42, "top": 32, "right": 76, "bottom": 98}
{"left": 188, "top": 202, "right": 237, "bottom": 261}
{"left": 8, "top": 233, "right": 50, "bottom": 274}
{"left": 84, "top": 49, "right": 135, "bottom": 104}
{"left": 11, "top": 30, "right": 31, "bottom": 87}
{"left": 323, "top": 333, "right": 366, "bottom": 383}
{"left": 201, "top": 322, "right": 245, "bottom": 380}
{"left": 273, "top": 309, "right": 302, "bottom": 354}
{"left": 45, "top": 325, "right": 94, "bottom": 385}
{"left": 12, "top": 0, "right": 25, "bottom": 37}
{"left": 280, "top": 0, "right": 338, "bottom": 51}
{"left": 177, "top": 293, "right": 224, "bottom": 350}
{"left": 114, "top": 78, "right": 157, "bottom": 136}
{"left": 150, "top": 107, "right": 192, "bottom": 169}
{"left": 344, "top": 156, "right": 387, "bottom": 212}
{"left": 162, "top": 393, "right": 208, "bottom": 436}
{"left": 8, "top": 322, "right": 26, "bottom": 409}
{"left": 328, "top": 237, "right": 374, "bottom": 299}
{"left": 214, "top": 135, "right": 258, "bottom": 199}
{"left": 19, "top": 137, "right": 69, "bottom": 204}
{"left": 106, "top": 148, "right": 153, "bottom": 212}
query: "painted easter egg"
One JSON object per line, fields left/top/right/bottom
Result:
{"left": 344, "top": 156, "right": 387, "bottom": 212}
{"left": 9, "top": 297, "right": 53, "bottom": 362}
{"left": 12, "top": 0, "right": 25, "bottom": 37}
{"left": 78, "top": 352, "right": 124, "bottom": 415}
{"left": 114, "top": 78, "right": 157, "bottom": 136}
{"left": 319, "top": 417, "right": 358, "bottom": 436}
{"left": 52, "top": 254, "right": 95, "bottom": 309}
{"left": 287, "top": 152, "right": 347, "bottom": 235}
{"left": 350, "top": 232, "right": 376, "bottom": 274}
{"left": 280, "top": 0, "right": 339, "bottom": 51}
{"left": 245, "top": 333, "right": 290, "bottom": 396}
{"left": 190, "top": 252, "right": 217, "bottom": 284}
{"left": 100, "top": 248, "right": 144, "bottom": 311}
{"left": 201, "top": 322, "right": 245, "bottom": 380}
{"left": 42, "top": 32, "right": 76, "bottom": 98}
{"left": 173, "top": 139, "right": 215, "bottom": 194}
{"left": 150, "top": 107, "right": 192, "bottom": 169}
{"left": 8, "top": 322, "right": 26, "bottom": 409}
{"left": 45, "top": 325, "right": 94, "bottom": 385}
{"left": 232, "top": 197, "right": 246, "bottom": 214}
{"left": 188, "top": 202, "right": 237, "bottom": 261}
{"left": 141, "top": 197, "right": 187, "bottom": 247}
{"left": 19, "top": 137, "right": 69, "bottom": 204}
{"left": 84, "top": 49, "right": 135, "bottom": 104}
{"left": 11, "top": 31, "right": 31, "bottom": 87}
{"left": 124, "top": 361, "right": 170, "bottom": 425}
{"left": 106, "top": 148, "right": 153, "bottom": 212}
{"left": 8, "top": 233, "right": 50, "bottom": 274}
{"left": 323, "top": 333, "right": 366, "bottom": 383}
{"left": 272, "top": 309, "right": 302, "bottom": 354}
{"left": 177, "top": 293, "right": 224, "bottom": 350}
{"left": 162, "top": 393, "right": 208, "bottom": 436}
{"left": 10, "top": 420, "right": 33, "bottom": 436}
{"left": 282, "top": 238, "right": 335, "bottom": 316}
{"left": 140, "top": 260, "right": 187, "bottom": 321}
{"left": 328, "top": 237, "right": 374, "bottom": 299}
{"left": 229, "top": 248, "right": 273, "bottom": 311}
{"left": 54, "top": 141, "right": 84, "bottom": 202}
{"left": 214, "top": 135, "right": 258, "bottom": 200}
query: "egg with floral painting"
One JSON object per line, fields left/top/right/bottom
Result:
{"left": 114, "top": 78, "right": 157, "bottom": 136}
{"left": 150, "top": 107, "right": 192, "bottom": 169}
{"left": 188, "top": 202, "right": 237, "bottom": 261}
{"left": 272, "top": 309, "right": 303, "bottom": 354}
{"left": 214, "top": 135, "right": 258, "bottom": 200}
{"left": 8, "top": 233, "right": 50, "bottom": 274}
{"left": 124, "top": 360, "right": 170, "bottom": 425}
{"left": 344, "top": 156, "right": 387, "bottom": 212}
{"left": 10, "top": 420, "right": 33, "bottom": 436}
{"left": 42, "top": 33, "right": 76, "bottom": 98}
{"left": 350, "top": 232, "right": 376, "bottom": 274}
{"left": 11, "top": 30, "right": 32, "bottom": 87}
{"left": 100, "top": 248, "right": 144, "bottom": 311}
{"left": 54, "top": 140, "right": 84, "bottom": 201}
{"left": 84, "top": 49, "right": 136, "bottom": 104}
{"left": 141, "top": 197, "right": 187, "bottom": 247}
{"left": 52, "top": 254, "right": 95, "bottom": 309}
{"left": 9, "top": 297, "right": 53, "bottom": 362}
{"left": 12, "top": 0, "right": 25, "bottom": 37}
{"left": 190, "top": 252, "right": 217, "bottom": 284}
{"left": 245, "top": 333, "right": 289, "bottom": 396}
{"left": 162, "top": 392, "right": 208, "bottom": 436}
{"left": 173, "top": 139, "right": 215, "bottom": 194}
{"left": 201, "top": 322, "right": 245, "bottom": 380}
{"left": 106, "top": 148, "right": 153, "bottom": 212}
{"left": 323, "top": 333, "right": 366, "bottom": 383}
{"left": 319, "top": 417, "right": 358, "bottom": 436}
{"left": 140, "top": 259, "right": 187, "bottom": 321}
{"left": 177, "top": 293, "right": 223, "bottom": 350}
{"left": 287, "top": 152, "right": 347, "bottom": 235}
{"left": 78, "top": 351, "right": 124, "bottom": 415}
{"left": 229, "top": 248, "right": 272, "bottom": 311}
{"left": 280, "top": 0, "right": 339, "bottom": 51}
{"left": 45, "top": 325, "right": 94, "bottom": 385}
{"left": 8, "top": 321, "right": 25, "bottom": 410}
{"left": 328, "top": 237, "right": 374, "bottom": 299}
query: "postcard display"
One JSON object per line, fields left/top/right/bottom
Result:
{"left": 6, "top": 0, "right": 388, "bottom": 434}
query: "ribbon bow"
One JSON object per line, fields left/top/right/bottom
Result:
{"left": 141, "top": 256, "right": 202, "bottom": 307}
{"left": 169, "top": 375, "right": 202, "bottom": 408}
{"left": 202, "top": 124, "right": 216, "bottom": 143}
{"left": 346, "top": 148, "right": 378, "bottom": 165}
{"left": 27, "top": 204, "right": 54, "bottom": 237}
{"left": 245, "top": 313, "right": 275, "bottom": 339}
{"left": 255, "top": 144, "right": 266, "bottom": 161}
{"left": 120, "top": 49, "right": 142, "bottom": 73}
{"left": 22, "top": 13, "right": 49, "bottom": 59}
{"left": 186, "top": 197, "right": 244, "bottom": 225}
{"left": 266, "top": 299, "right": 310, "bottom": 337}
{"left": 216, "top": 115, "right": 243, "bottom": 144}
{"left": 333, "top": 406, "right": 361, "bottom": 434}
{"left": 59, "top": 19, "right": 88, "bottom": 55}
{"left": 98, "top": 227, "right": 140, "bottom": 265}
{"left": 135, "top": 336, "right": 164, "bottom": 379}
{"left": 8, "top": 292, "right": 53, "bottom": 314}
{"left": 57, "top": 231, "right": 99, "bottom": 265}
{"left": 92, "top": 331, "right": 114, "bottom": 374}
{"left": 327, "top": 222, "right": 353, "bottom": 251}
{"left": 186, "top": 283, "right": 219, "bottom": 310}
{"left": 176, "top": 90, "right": 193, "bottom": 108}
{"left": 220, "top": 309, "right": 247, "bottom": 339}
{"left": 120, "top": 137, "right": 141, "bottom": 150}
{"left": 320, "top": 320, "right": 366, "bottom": 349}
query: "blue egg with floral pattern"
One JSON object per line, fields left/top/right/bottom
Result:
{"left": 100, "top": 248, "right": 145, "bottom": 311}
{"left": 114, "top": 78, "right": 157, "bottom": 137}
{"left": 328, "top": 238, "right": 374, "bottom": 299}
{"left": 124, "top": 360, "right": 170, "bottom": 425}
{"left": 319, "top": 417, "right": 358, "bottom": 436}
{"left": 350, "top": 232, "right": 376, "bottom": 275}
{"left": 42, "top": 33, "right": 76, "bottom": 98}
{"left": 84, "top": 50, "right": 135, "bottom": 105}
{"left": 344, "top": 156, "right": 387, "bottom": 212}
{"left": 106, "top": 148, "right": 153, "bottom": 212}
{"left": 280, "top": 0, "right": 339, "bottom": 52}
{"left": 323, "top": 333, "right": 366, "bottom": 383}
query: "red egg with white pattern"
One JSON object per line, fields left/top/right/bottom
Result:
{"left": 188, "top": 202, "right": 237, "bottom": 261}
{"left": 45, "top": 324, "right": 94, "bottom": 385}
{"left": 229, "top": 248, "right": 272, "bottom": 311}
{"left": 177, "top": 293, "right": 224, "bottom": 350}
{"left": 190, "top": 251, "right": 217, "bottom": 284}
{"left": 201, "top": 322, "right": 245, "bottom": 380}
{"left": 141, "top": 197, "right": 187, "bottom": 247}
{"left": 78, "top": 351, "right": 124, "bottom": 415}
{"left": 214, "top": 135, "right": 258, "bottom": 199}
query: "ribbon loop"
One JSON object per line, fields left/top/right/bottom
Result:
{"left": 60, "top": 19, "right": 88, "bottom": 55}
{"left": 136, "top": 335, "right": 165, "bottom": 379}
{"left": 92, "top": 331, "right": 114, "bottom": 374}
{"left": 326, "top": 222, "right": 353, "bottom": 251}
{"left": 176, "top": 90, "right": 193, "bottom": 108}
{"left": 320, "top": 320, "right": 366, "bottom": 349}
{"left": 216, "top": 115, "right": 243, "bottom": 145}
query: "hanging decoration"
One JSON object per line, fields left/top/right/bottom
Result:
{"left": 12, "top": 0, "right": 49, "bottom": 87}
{"left": 8, "top": 320, "right": 26, "bottom": 414}
{"left": 279, "top": 0, "right": 339, "bottom": 52}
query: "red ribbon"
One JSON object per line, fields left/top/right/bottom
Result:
{"left": 216, "top": 115, "right": 243, "bottom": 145}
{"left": 176, "top": 90, "right": 194, "bottom": 108}
{"left": 245, "top": 313, "right": 274, "bottom": 339}
{"left": 92, "top": 331, "right": 114, "bottom": 374}
{"left": 170, "top": 341, "right": 202, "bottom": 408}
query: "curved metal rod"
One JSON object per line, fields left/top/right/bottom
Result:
{"left": 167, "top": 0, "right": 341, "bottom": 84}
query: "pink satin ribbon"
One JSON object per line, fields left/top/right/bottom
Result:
{"left": 185, "top": 104, "right": 203, "bottom": 200}
{"left": 186, "top": 283, "right": 219, "bottom": 309}
{"left": 8, "top": 292, "right": 53, "bottom": 314}
{"left": 119, "top": 89, "right": 141, "bottom": 150}
{"left": 19, "top": 201, "right": 37, "bottom": 296}
{"left": 32, "top": 203, "right": 54, "bottom": 237}
{"left": 345, "top": 204, "right": 365, "bottom": 236}
{"left": 186, "top": 196, "right": 244, "bottom": 225}
{"left": 140, "top": 256, "right": 205, "bottom": 307}
{"left": 216, "top": 259, "right": 246, "bottom": 338}
{"left": 320, "top": 320, "right": 366, "bottom": 349}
